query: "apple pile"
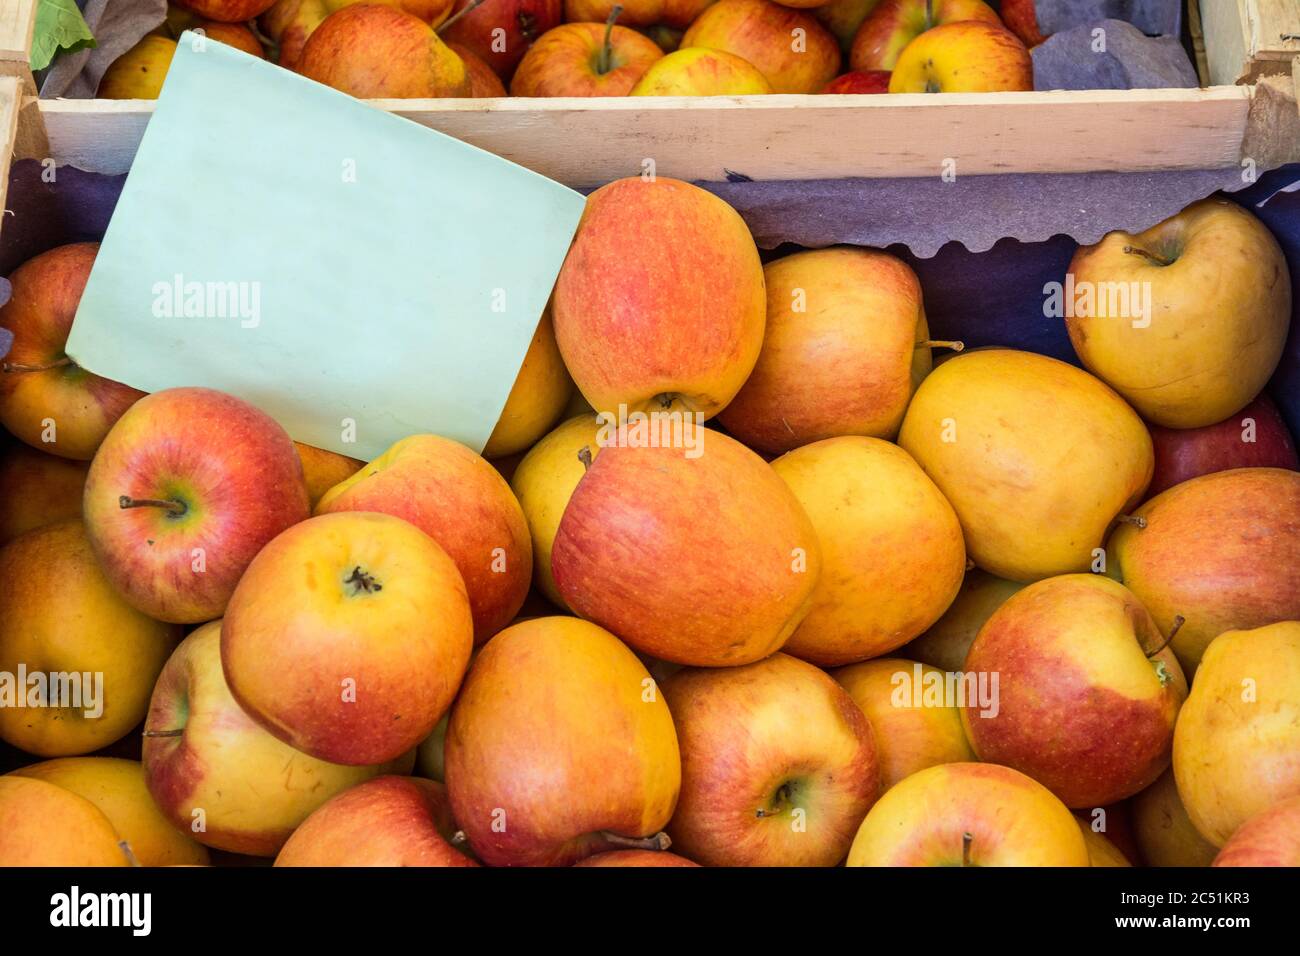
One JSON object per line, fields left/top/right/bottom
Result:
{"left": 2, "top": 176, "right": 1299, "bottom": 869}
{"left": 100, "top": 0, "right": 1042, "bottom": 99}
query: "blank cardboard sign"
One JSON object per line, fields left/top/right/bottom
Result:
{"left": 67, "top": 34, "right": 585, "bottom": 460}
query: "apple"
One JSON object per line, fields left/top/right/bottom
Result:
{"left": 194, "top": 21, "right": 266, "bottom": 57}
{"left": 0, "top": 243, "right": 144, "bottom": 460}
{"left": 898, "top": 349, "right": 1153, "bottom": 583}
{"left": 275, "top": 776, "right": 477, "bottom": 866}
{"left": 661, "top": 0, "right": 716, "bottom": 27}
{"left": 261, "top": 0, "right": 452, "bottom": 70}
{"left": 889, "top": 21, "right": 1032, "bottom": 92}
{"left": 83, "top": 387, "right": 311, "bottom": 624}
{"left": 0, "top": 776, "right": 130, "bottom": 866}
{"left": 448, "top": 41, "right": 509, "bottom": 95}
{"left": 639, "top": 24, "right": 684, "bottom": 51}
{"left": 98, "top": 36, "right": 178, "bottom": 98}
{"left": 1076, "top": 819, "right": 1130, "bottom": 866}
{"left": 1107, "top": 468, "right": 1300, "bottom": 672}
{"left": 1213, "top": 795, "right": 1300, "bottom": 867}
{"left": 717, "top": 248, "right": 934, "bottom": 454}
{"left": 508, "top": 414, "right": 603, "bottom": 608}
{"left": 1000, "top": 0, "right": 1046, "bottom": 46}
{"left": 553, "top": 424, "right": 821, "bottom": 666}
{"left": 961, "top": 574, "right": 1186, "bottom": 808}
{"left": 821, "top": 70, "right": 890, "bottom": 92}
{"left": 566, "top": 0, "right": 663, "bottom": 27}
{"left": 902, "top": 570, "right": 1024, "bottom": 672}
{"left": 628, "top": 46, "right": 772, "bottom": 94}
{"left": 293, "top": 440, "right": 363, "bottom": 507}
{"left": 682, "top": 0, "right": 841, "bottom": 93}
{"left": 10, "top": 757, "right": 210, "bottom": 866}
{"left": 482, "top": 309, "right": 572, "bottom": 456}
{"left": 1146, "top": 394, "right": 1298, "bottom": 498}
{"left": 553, "top": 177, "right": 765, "bottom": 418}
{"left": 415, "top": 714, "right": 450, "bottom": 781}
{"left": 0, "top": 520, "right": 179, "bottom": 757}
{"left": 174, "top": 0, "right": 279, "bottom": 21}
{"left": 1066, "top": 199, "right": 1291, "bottom": 429}
{"left": 574, "top": 849, "right": 699, "bottom": 866}
{"left": 850, "top": 0, "right": 1000, "bottom": 71}
{"left": 1130, "top": 768, "right": 1219, "bottom": 867}
{"left": 0, "top": 440, "right": 88, "bottom": 545}
{"left": 1172, "top": 621, "right": 1300, "bottom": 846}
{"left": 771, "top": 437, "right": 965, "bottom": 665}
{"left": 444, "top": 616, "right": 680, "bottom": 866}
{"left": 847, "top": 763, "right": 1090, "bottom": 866}
{"left": 814, "top": 0, "right": 881, "bottom": 51}
{"left": 314, "top": 434, "right": 532, "bottom": 642}
{"left": 299, "top": 4, "right": 471, "bottom": 97}
{"left": 144, "top": 621, "right": 409, "bottom": 856}
{"left": 511, "top": 22, "right": 664, "bottom": 96}
{"left": 664, "top": 652, "right": 878, "bottom": 866}
{"left": 439, "top": 0, "right": 563, "bottom": 80}
{"left": 834, "top": 658, "right": 975, "bottom": 790}
{"left": 222, "top": 511, "right": 474, "bottom": 765}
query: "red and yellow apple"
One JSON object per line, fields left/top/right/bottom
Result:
{"left": 573, "top": 848, "right": 699, "bottom": 866}
{"left": 834, "top": 658, "right": 975, "bottom": 790}
{"left": 628, "top": 46, "right": 772, "bottom": 93}
{"left": 0, "top": 243, "right": 144, "bottom": 460}
{"left": 221, "top": 511, "right": 474, "bottom": 765}
{"left": 144, "top": 621, "right": 409, "bottom": 856}
{"left": 0, "top": 520, "right": 179, "bottom": 756}
{"left": 315, "top": 434, "right": 532, "bottom": 642}
{"left": 512, "top": 22, "right": 664, "bottom": 96}
{"left": 663, "top": 653, "right": 878, "bottom": 866}
{"left": 1172, "top": 621, "right": 1300, "bottom": 846}
{"left": 299, "top": 4, "right": 470, "bottom": 97}
{"left": 0, "top": 441, "right": 88, "bottom": 545}
{"left": 821, "top": 69, "right": 890, "bottom": 91}
{"left": 1066, "top": 199, "right": 1291, "bottom": 429}
{"left": 1000, "top": 0, "right": 1047, "bottom": 46}
{"left": 1107, "top": 468, "right": 1300, "bottom": 672}
{"left": 439, "top": 0, "right": 563, "bottom": 79}
{"left": 444, "top": 616, "right": 680, "bottom": 866}
{"left": 682, "top": 0, "right": 841, "bottom": 93}
{"left": 83, "top": 387, "right": 310, "bottom": 624}
{"left": 771, "top": 437, "right": 965, "bottom": 665}
{"left": 718, "top": 248, "right": 933, "bottom": 454}
{"left": 898, "top": 349, "right": 1153, "bottom": 582}
{"left": 552, "top": 424, "right": 821, "bottom": 666}
{"left": 566, "top": 0, "right": 663, "bottom": 26}
{"left": 262, "top": 0, "right": 451, "bottom": 71}
{"left": 275, "top": 776, "right": 477, "bottom": 866}
{"left": 888, "top": 21, "right": 1032, "bottom": 92}
{"left": 449, "top": 41, "right": 510, "bottom": 94}
{"left": 849, "top": 0, "right": 1000, "bottom": 71}
{"left": 961, "top": 574, "right": 1186, "bottom": 808}
{"left": 174, "top": 0, "right": 280, "bottom": 21}
{"left": 1213, "top": 795, "right": 1300, "bottom": 867}
{"left": 847, "top": 763, "right": 1089, "bottom": 866}
{"left": 0, "top": 775, "right": 130, "bottom": 866}
{"left": 553, "top": 177, "right": 765, "bottom": 418}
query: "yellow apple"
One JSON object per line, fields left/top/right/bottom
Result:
{"left": 482, "top": 308, "right": 574, "bottom": 458}
{"left": 1130, "top": 768, "right": 1218, "bottom": 867}
{"left": 628, "top": 47, "right": 772, "bottom": 94}
{"left": 0, "top": 775, "right": 130, "bottom": 866}
{"left": 888, "top": 21, "right": 1032, "bottom": 92}
{"left": 294, "top": 441, "right": 363, "bottom": 507}
{"left": 1077, "top": 819, "right": 1130, "bottom": 866}
{"left": 902, "top": 570, "right": 1024, "bottom": 672}
{"left": 0, "top": 441, "right": 88, "bottom": 546}
{"left": 98, "top": 36, "right": 177, "bottom": 99}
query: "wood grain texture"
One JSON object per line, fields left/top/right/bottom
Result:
{"left": 36, "top": 88, "right": 1251, "bottom": 184}
{"left": 0, "top": 0, "right": 38, "bottom": 95}
{"left": 1201, "top": 0, "right": 1300, "bottom": 85}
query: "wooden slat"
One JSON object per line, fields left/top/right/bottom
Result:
{"left": 38, "top": 87, "right": 1252, "bottom": 185}
{"left": 0, "top": 75, "right": 22, "bottom": 225}
{"left": 0, "top": 0, "right": 38, "bottom": 94}
{"left": 1201, "top": 0, "right": 1300, "bottom": 85}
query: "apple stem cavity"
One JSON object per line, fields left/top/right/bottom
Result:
{"left": 2, "top": 355, "right": 74, "bottom": 373}
{"left": 1122, "top": 245, "right": 1174, "bottom": 267}
{"left": 344, "top": 566, "right": 383, "bottom": 595}
{"left": 437, "top": 0, "right": 490, "bottom": 36}
{"left": 921, "top": 340, "right": 965, "bottom": 352}
{"left": 961, "top": 831, "right": 974, "bottom": 867}
{"left": 142, "top": 728, "right": 184, "bottom": 738}
{"left": 600, "top": 830, "right": 672, "bottom": 851}
{"left": 597, "top": 5, "right": 624, "bottom": 75}
{"left": 119, "top": 495, "right": 188, "bottom": 516}
{"left": 577, "top": 446, "right": 594, "bottom": 471}
{"left": 1146, "top": 614, "right": 1186, "bottom": 660}
{"left": 1117, "top": 513, "right": 1147, "bottom": 529}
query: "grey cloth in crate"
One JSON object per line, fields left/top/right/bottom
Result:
{"left": 1032, "top": 19, "right": 1199, "bottom": 90}
{"left": 40, "top": 0, "right": 168, "bottom": 99}
{"left": 1033, "top": 0, "right": 1182, "bottom": 37}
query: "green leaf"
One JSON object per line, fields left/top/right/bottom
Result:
{"left": 30, "top": 0, "right": 97, "bottom": 73}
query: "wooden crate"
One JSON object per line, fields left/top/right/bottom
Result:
{"left": 1199, "top": 0, "right": 1300, "bottom": 85}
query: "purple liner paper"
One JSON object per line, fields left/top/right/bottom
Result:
{"left": 1031, "top": 19, "right": 1198, "bottom": 90}
{"left": 1033, "top": 0, "right": 1181, "bottom": 38}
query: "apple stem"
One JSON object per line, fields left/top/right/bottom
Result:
{"left": 920, "top": 340, "right": 965, "bottom": 352}
{"left": 1146, "top": 614, "right": 1185, "bottom": 660}
{"left": 119, "top": 841, "right": 142, "bottom": 868}
{"left": 450, "top": 830, "right": 468, "bottom": 846}
{"left": 119, "top": 495, "right": 188, "bottom": 516}
{"left": 1117, "top": 513, "right": 1147, "bottom": 529}
{"left": 142, "top": 728, "right": 184, "bottom": 738}
{"left": 577, "top": 446, "right": 593, "bottom": 471}
{"left": 2, "top": 355, "right": 73, "bottom": 373}
{"left": 437, "top": 0, "right": 490, "bottom": 36}
{"left": 600, "top": 830, "right": 672, "bottom": 851}
{"left": 1122, "top": 245, "right": 1174, "bottom": 267}
{"left": 597, "top": 6, "right": 623, "bottom": 76}
{"left": 961, "top": 831, "right": 973, "bottom": 867}
{"left": 925, "top": 0, "right": 934, "bottom": 31}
